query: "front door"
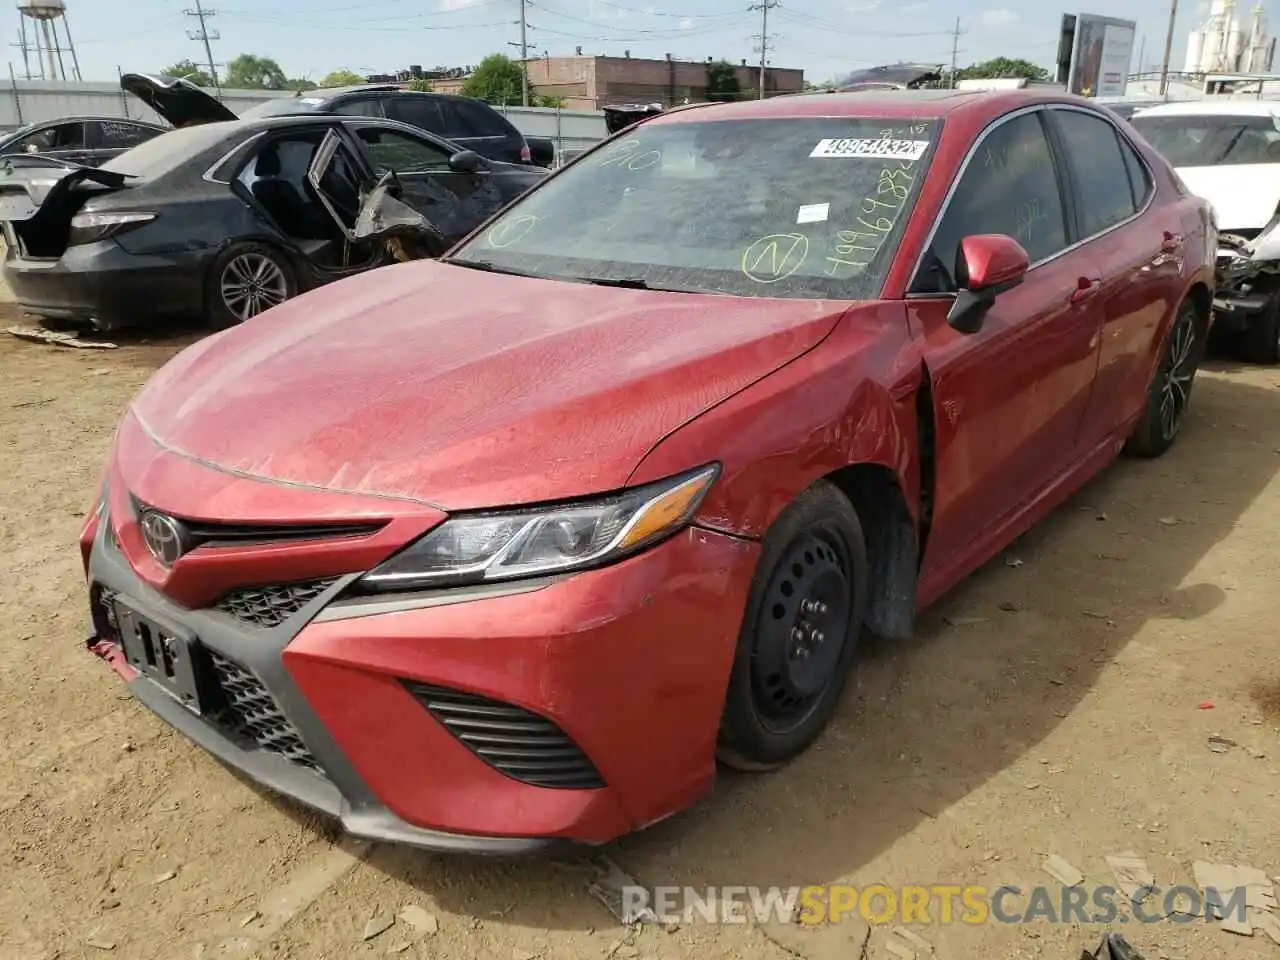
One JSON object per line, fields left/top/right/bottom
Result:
{"left": 348, "top": 123, "right": 505, "bottom": 246}
{"left": 907, "top": 107, "right": 1105, "bottom": 578}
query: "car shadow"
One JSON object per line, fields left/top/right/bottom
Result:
{"left": 234, "top": 370, "right": 1278, "bottom": 933}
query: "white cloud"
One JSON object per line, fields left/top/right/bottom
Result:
{"left": 437, "top": 0, "right": 483, "bottom": 10}
{"left": 678, "top": 16, "right": 695, "bottom": 29}
{"left": 979, "top": 7, "right": 1019, "bottom": 29}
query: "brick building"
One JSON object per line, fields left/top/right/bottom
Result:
{"left": 429, "top": 53, "right": 804, "bottom": 109}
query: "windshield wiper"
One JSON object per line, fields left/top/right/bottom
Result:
{"left": 572, "top": 275, "right": 651, "bottom": 289}
{"left": 440, "top": 257, "right": 540, "bottom": 278}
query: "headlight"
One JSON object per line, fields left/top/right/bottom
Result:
{"left": 354, "top": 463, "right": 720, "bottom": 592}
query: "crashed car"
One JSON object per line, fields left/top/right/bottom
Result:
{"left": 0, "top": 74, "right": 546, "bottom": 330}
{"left": 1131, "top": 100, "right": 1280, "bottom": 363}
{"left": 602, "top": 103, "right": 665, "bottom": 135}
{"left": 81, "top": 88, "right": 1212, "bottom": 852}
{"left": 0, "top": 116, "right": 166, "bottom": 166}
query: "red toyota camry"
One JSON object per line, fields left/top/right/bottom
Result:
{"left": 81, "top": 88, "right": 1215, "bottom": 853}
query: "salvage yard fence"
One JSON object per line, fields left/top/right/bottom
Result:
{"left": 0, "top": 76, "right": 609, "bottom": 166}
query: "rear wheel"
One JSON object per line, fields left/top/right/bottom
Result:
{"left": 1127, "top": 299, "right": 1201, "bottom": 458}
{"left": 206, "top": 242, "right": 296, "bottom": 330}
{"left": 716, "top": 482, "right": 868, "bottom": 771}
{"left": 1239, "top": 290, "right": 1280, "bottom": 365}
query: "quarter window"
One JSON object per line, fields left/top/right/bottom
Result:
{"left": 384, "top": 96, "right": 447, "bottom": 135}
{"left": 1054, "top": 109, "right": 1137, "bottom": 236}
{"left": 1119, "top": 134, "right": 1151, "bottom": 208}
{"left": 917, "top": 111, "right": 1067, "bottom": 293}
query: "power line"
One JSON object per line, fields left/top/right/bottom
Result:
{"left": 184, "top": 0, "right": 221, "bottom": 95}
{"left": 747, "top": 0, "right": 778, "bottom": 98}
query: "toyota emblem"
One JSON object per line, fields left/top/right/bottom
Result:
{"left": 140, "top": 510, "right": 186, "bottom": 566}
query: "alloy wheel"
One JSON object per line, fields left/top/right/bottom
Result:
{"left": 220, "top": 253, "right": 289, "bottom": 321}
{"left": 749, "top": 527, "right": 854, "bottom": 735}
{"left": 1159, "top": 310, "right": 1197, "bottom": 443}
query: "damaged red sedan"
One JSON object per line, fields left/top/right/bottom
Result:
{"left": 82, "top": 88, "right": 1214, "bottom": 852}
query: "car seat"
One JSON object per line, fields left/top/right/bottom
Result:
{"left": 250, "top": 145, "right": 333, "bottom": 240}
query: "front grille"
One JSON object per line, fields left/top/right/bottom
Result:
{"left": 214, "top": 578, "right": 339, "bottom": 628}
{"left": 129, "top": 496, "right": 384, "bottom": 549}
{"left": 208, "top": 651, "right": 324, "bottom": 775}
{"left": 406, "top": 682, "right": 605, "bottom": 790}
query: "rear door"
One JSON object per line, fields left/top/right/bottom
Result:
{"left": 346, "top": 121, "right": 505, "bottom": 245}
{"left": 1047, "top": 105, "right": 1183, "bottom": 448}
{"left": 908, "top": 107, "right": 1107, "bottom": 575}
{"left": 443, "top": 98, "right": 525, "bottom": 163}
{"left": 305, "top": 129, "right": 371, "bottom": 238}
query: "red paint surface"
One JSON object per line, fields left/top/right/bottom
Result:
{"left": 84, "top": 90, "right": 1216, "bottom": 844}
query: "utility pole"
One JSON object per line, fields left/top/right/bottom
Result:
{"left": 748, "top": 0, "right": 778, "bottom": 99}
{"left": 519, "top": 0, "right": 529, "bottom": 106}
{"left": 184, "top": 0, "right": 221, "bottom": 96}
{"left": 949, "top": 16, "right": 961, "bottom": 87}
{"left": 1159, "top": 0, "right": 1178, "bottom": 97}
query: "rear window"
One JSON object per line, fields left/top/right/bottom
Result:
{"left": 1130, "top": 112, "right": 1280, "bottom": 165}
{"left": 449, "top": 98, "right": 515, "bottom": 138}
{"left": 453, "top": 115, "right": 941, "bottom": 300}
{"left": 239, "top": 96, "right": 329, "bottom": 119}
{"left": 100, "top": 122, "right": 236, "bottom": 178}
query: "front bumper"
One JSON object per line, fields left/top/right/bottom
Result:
{"left": 85, "top": 508, "right": 759, "bottom": 853}
{"left": 3, "top": 237, "right": 205, "bottom": 327}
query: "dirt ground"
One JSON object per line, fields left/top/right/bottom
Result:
{"left": 1, "top": 297, "right": 1279, "bottom": 960}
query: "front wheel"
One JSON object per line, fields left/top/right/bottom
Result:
{"left": 206, "top": 242, "right": 297, "bottom": 330}
{"left": 1126, "top": 299, "right": 1201, "bottom": 458}
{"left": 716, "top": 482, "right": 868, "bottom": 771}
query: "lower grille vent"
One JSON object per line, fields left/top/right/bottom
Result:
{"left": 208, "top": 652, "right": 324, "bottom": 775}
{"left": 405, "top": 682, "right": 605, "bottom": 790}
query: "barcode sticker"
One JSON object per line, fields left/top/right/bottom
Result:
{"left": 809, "top": 138, "right": 930, "bottom": 160}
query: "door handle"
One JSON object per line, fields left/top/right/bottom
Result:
{"left": 1070, "top": 276, "right": 1101, "bottom": 303}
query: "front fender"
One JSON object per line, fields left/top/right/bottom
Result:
{"left": 627, "top": 303, "right": 923, "bottom": 539}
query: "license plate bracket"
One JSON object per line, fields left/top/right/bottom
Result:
{"left": 113, "top": 600, "right": 211, "bottom": 715}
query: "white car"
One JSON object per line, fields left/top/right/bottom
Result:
{"left": 1131, "top": 99, "right": 1280, "bottom": 363}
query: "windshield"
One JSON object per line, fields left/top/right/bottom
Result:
{"left": 101, "top": 122, "right": 236, "bottom": 178}
{"left": 239, "top": 97, "right": 327, "bottom": 119}
{"left": 1130, "top": 113, "right": 1280, "bottom": 165}
{"left": 450, "top": 116, "right": 940, "bottom": 299}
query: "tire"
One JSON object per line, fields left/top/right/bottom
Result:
{"left": 1239, "top": 290, "right": 1280, "bottom": 365}
{"left": 205, "top": 242, "right": 297, "bottom": 330}
{"left": 716, "top": 481, "right": 869, "bottom": 771}
{"left": 1126, "top": 299, "right": 1201, "bottom": 459}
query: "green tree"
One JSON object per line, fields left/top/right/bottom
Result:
{"left": 706, "top": 59, "right": 742, "bottom": 101}
{"left": 321, "top": 69, "right": 366, "bottom": 87}
{"left": 285, "top": 77, "right": 318, "bottom": 91}
{"left": 406, "top": 79, "right": 434, "bottom": 92}
{"left": 534, "top": 92, "right": 566, "bottom": 108}
{"left": 162, "top": 59, "right": 214, "bottom": 86}
{"left": 956, "top": 57, "right": 1050, "bottom": 82}
{"left": 461, "top": 54, "right": 526, "bottom": 105}
{"left": 225, "top": 54, "right": 288, "bottom": 90}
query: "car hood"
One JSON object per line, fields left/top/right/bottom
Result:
{"left": 119, "top": 72, "right": 237, "bottom": 127}
{"left": 127, "top": 261, "right": 849, "bottom": 510}
{"left": 1174, "top": 163, "right": 1280, "bottom": 231}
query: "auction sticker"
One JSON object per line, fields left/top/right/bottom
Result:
{"left": 809, "top": 138, "right": 929, "bottom": 160}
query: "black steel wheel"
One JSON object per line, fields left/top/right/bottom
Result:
{"left": 717, "top": 481, "right": 868, "bottom": 770}
{"left": 1127, "top": 299, "right": 1201, "bottom": 459}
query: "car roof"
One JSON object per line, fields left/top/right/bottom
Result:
{"left": 648, "top": 88, "right": 1105, "bottom": 126}
{"left": 1132, "top": 99, "right": 1280, "bottom": 118}
{"left": 284, "top": 84, "right": 478, "bottom": 104}
{"left": 5, "top": 115, "right": 165, "bottom": 128}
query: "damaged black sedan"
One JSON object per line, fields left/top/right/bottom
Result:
{"left": 0, "top": 79, "right": 547, "bottom": 330}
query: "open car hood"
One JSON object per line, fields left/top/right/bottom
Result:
{"left": 1174, "top": 163, "right": 1280, "bottom": 231}
{"left": 835, "top": 63, "right": 944, "bottom": 90}
{"left": 119, "top": 72, "right": 237, "bottom": 128}
{"left": 0, "top": 158, "right": 129, "bottom": 221}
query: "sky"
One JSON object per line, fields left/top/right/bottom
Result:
{"left": 19, "top": 0, "right": 1258, "bottom": 88}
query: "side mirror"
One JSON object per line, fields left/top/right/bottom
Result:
{"left": 946, "top": 233, "right": 1030, "bottom": 334}
{"left": 448, "top": 150, "right": 483, "bottom": 174}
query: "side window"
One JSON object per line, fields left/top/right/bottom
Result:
{"left": 452, "top": 99, "right": 512, "bottom": 137}
{"left": 97, "top": 120, "right": 156, "bottom": 149}
{"left": 332, "top": 97, "right": 383, "bottom": 118}
{"left": 918, "top": 111, "right": 1068, "bottom": 293}
{"left": 15, "top": 126, "right": 57, "bottom": 153}
{"left": 1054, "top": 109, "right": 1137, "bottom": 236}
{"left": 1119, "top": 135, "right": 1152, "bottom": 209}
{"left": 19, "top": 121, "right": 85, "bottom": 152}
{"left": 354, "top": 126, "right": 452, "bottom": 173}
{"left": 384, "top": 96, "right": 447, "bottom": 135}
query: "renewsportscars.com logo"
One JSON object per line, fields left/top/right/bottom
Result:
{"left": 620, "top": 884, "right": 1253, "bottom": 926}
